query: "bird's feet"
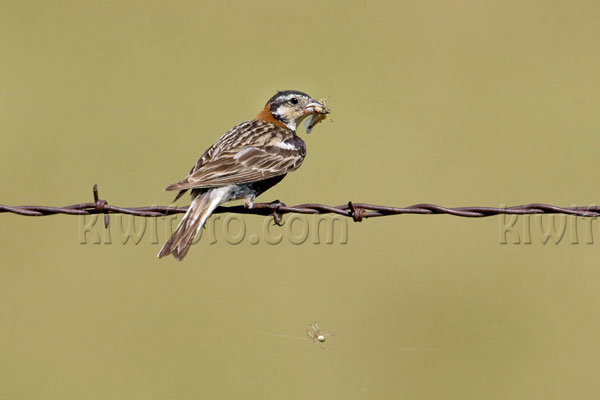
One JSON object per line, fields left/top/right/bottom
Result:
{"left": 269, "top": 199, "right": 286, "bottom": 209}
{"left": 270, "top": 200, "right": 286, "bottom": 226}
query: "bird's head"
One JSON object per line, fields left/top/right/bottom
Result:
{"left": 255, "top": 90, "right": 329, "bottom": 133}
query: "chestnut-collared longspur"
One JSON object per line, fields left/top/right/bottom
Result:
{"left": 157, "top": 90, "right": 330, "bottom": 260}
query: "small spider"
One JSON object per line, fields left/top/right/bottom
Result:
{"left": 306, "top": 322, "right": 334, "bottom": 348}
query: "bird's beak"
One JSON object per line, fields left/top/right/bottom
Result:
{"left": 303, "top": 98, "right": 330, "bottom": 134}
{"left": 303, "top": 99, "right": 330, "bottom": 115}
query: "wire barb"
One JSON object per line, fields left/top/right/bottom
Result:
{"left": 93, "top": 184, "right": 110, "bottom": 228}
{"left": 348, "top": 201, "right": 365, "bottom": 222}
{"left": 1, "top": 185, "right": 600, "bottom": 224}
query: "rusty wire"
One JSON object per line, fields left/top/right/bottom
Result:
{"left": 0, "top": 185, "right": 599, "bottom": 228}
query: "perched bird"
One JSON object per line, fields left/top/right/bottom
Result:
{"left": 158, "top": 90, "right": 329, "bottom": 260}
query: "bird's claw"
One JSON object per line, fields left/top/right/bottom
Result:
{"left": 270, "top": 200, "right": 286, "bottom": 209}
{"left": 270, "top": 200, "right": 286, "bottom": 226}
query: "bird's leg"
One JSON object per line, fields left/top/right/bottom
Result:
{"left": 269, "top": 200, "right": 286, "bottom": 226}
{"left": 269, "top": 199, "right": 286, "bottom": 208}
{"left": 244, "top": 194, "right": 256, "bottom": 209}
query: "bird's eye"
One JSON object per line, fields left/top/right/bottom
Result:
{"left": 290, "top": 97, "right": 299, "bottom": 105}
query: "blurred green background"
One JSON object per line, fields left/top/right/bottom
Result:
{"left": 2, "top": 1, "right": 600, "bottom": 398}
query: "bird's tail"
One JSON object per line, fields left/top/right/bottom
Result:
{"left": 157, "top": 187, "right": 230, "bottom": 261}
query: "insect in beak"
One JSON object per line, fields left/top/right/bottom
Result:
{"left": 304, "top": 99, "right": 330, "bottom": 134}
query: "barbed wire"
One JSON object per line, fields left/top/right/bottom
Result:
{"left": 1, "top": 185, "right": 599, "bottom": 228}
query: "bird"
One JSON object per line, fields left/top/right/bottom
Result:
{"left": 157, "top": 90, "right": 330, "bottom": 261}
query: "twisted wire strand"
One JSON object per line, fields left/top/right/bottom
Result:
{"left": 1, "top": 185, "right": 598, "bottom": 228}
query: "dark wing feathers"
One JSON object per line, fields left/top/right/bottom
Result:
{"left": 165, "top": 120, "right": 306, "bottom": 192}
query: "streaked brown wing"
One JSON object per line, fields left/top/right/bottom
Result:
{"left": 165, "top": 121, "right": 306, "bottom": 191}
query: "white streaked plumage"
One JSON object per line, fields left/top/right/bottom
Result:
{"left": 274, "top": 141, "right": 298, "bottom": 151}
